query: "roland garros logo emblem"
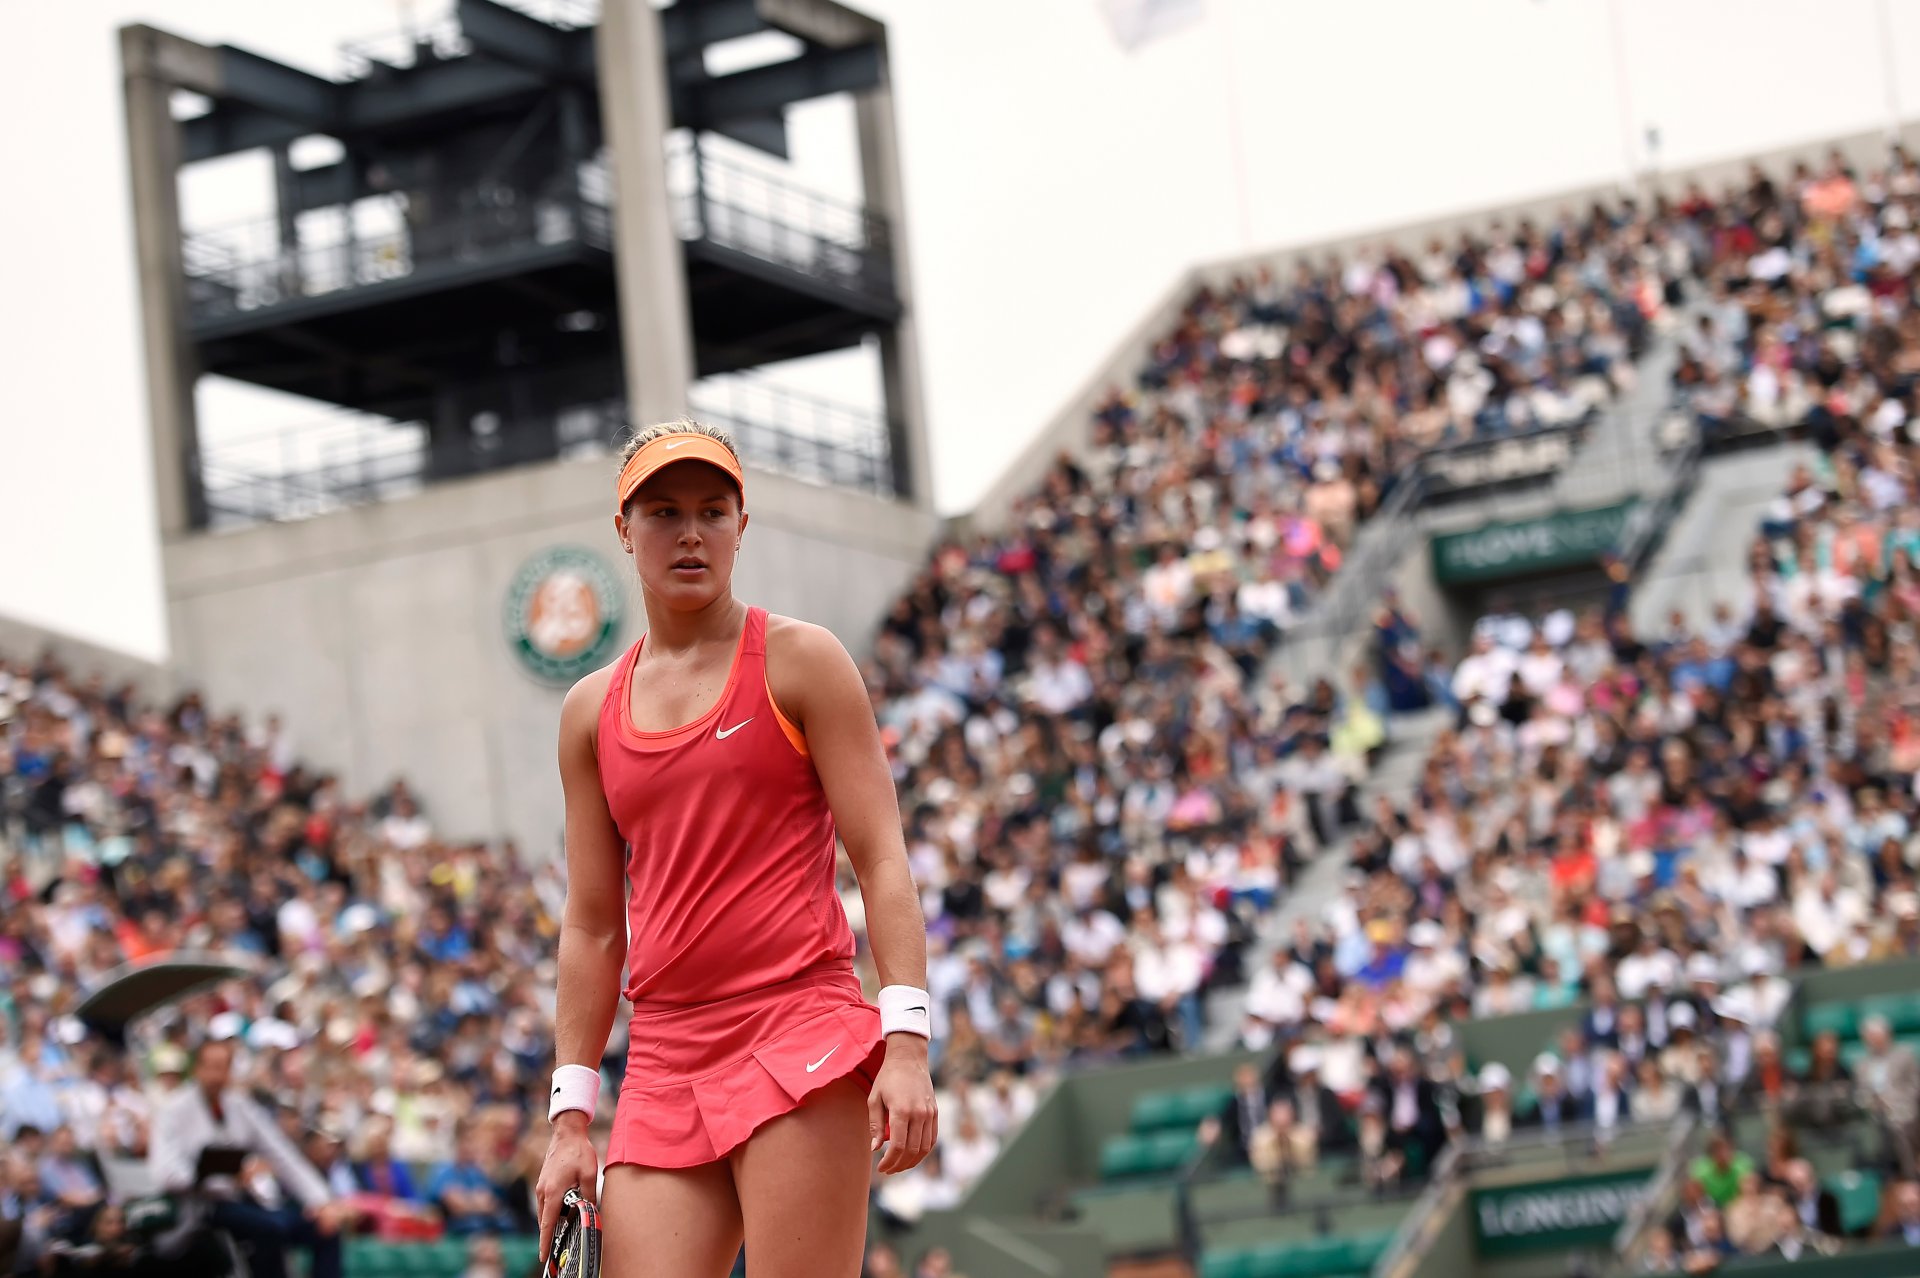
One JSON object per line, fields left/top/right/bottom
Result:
{"left": 505, "top": 547, "right": 624, "bottom": 685}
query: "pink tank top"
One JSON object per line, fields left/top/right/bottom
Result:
{"left": 597, "top": 607, "right": 855, "bottom": 1005}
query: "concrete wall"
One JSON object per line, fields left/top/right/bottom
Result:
{"left": 162, "top": 455, "right": 938, "bottom": 859}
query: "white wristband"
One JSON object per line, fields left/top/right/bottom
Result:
{"left": 878, "top": 985, "right": 933, "bottom": 1040}
{"left": 549, "top": 1064, "right": 602, "bottom": 1123}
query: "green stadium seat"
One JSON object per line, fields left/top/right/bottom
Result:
{"left": 1128, "top": 1083, "right": 1230, "bottom": 1133}
{"left": 1149, "top": 1128, "right": 1200, "bottom": 1171}
{"left": 1856, "top": 993, "right": 1920, "bottom": 1036}
{"left": 1131, "top": 1090, "right": 1182, "bottom": 1132}
{"left": 1802, "top": 1001, "right": 1857, "bottom": 1041}
{"left": 1347, "top": 1230, "right": 1395, "bottom": 1269}
{"left": 344, "top": 1241, "right": 401, "bottom": 1278}
{"left": 1179, "top": 1085, "right": 1234, "bottom": 1125}
{"left": 1826, "top": 1169, "right": 1882, "bottom": 1236}
{"left": 1200, "top": 1250, "right": 1254, "bottom": 1278}
{"left": 1100, "top": 1133, "right": 1150, "bottom": 1179}
{"left": 345, "top": 1238, "right": 545, "bottom": 1278}
{"left": 1248, "top": 1240, "right": 1305, "bottom": 1278}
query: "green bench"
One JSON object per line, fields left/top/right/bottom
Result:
{"left": 346, "top": 1237, "right": 541, "bottom": 1278}
{"left": 1099, "top": 1128, "right": 1202, "bottom": 1179}
{"left": 1197, "top": 1229, "right": 1393, "bottom": 1278}
{"left": 1800, "top": 992, "right": 1920, "bottom": 1043}
{"left": 1130, "top": 1084, "right": 1234, "bottom": 1134}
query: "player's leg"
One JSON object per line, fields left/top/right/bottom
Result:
{"left": 729, "top": 1075, "right": 873, "bottom": 1278}
{"left": 600, "top": 1159, "right": 745, "bottom": 1278}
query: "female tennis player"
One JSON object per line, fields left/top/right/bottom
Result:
{"left": 536, "top": 421, "right": 938, "bottom": 1276}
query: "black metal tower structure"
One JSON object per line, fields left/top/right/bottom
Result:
{"left": 122, "top": 0, "right": 927, "bottom": 532}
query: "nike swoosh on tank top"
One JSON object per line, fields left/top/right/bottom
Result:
{"left": 597, "top": 606, "right": 854, "bottom": 1005}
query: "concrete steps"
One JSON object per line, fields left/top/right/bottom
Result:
{"left": 1201, "top": 705, "right": 1451, "bottom": 1053}
{"left": 1629, "top": 440, "right": 1806, "bottom": 634}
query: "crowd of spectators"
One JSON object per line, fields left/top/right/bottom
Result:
{"left": 0, "top": 682, "right": 570, "bottom": 1274}
{"left": 866, "top": 196, "right": 1667, "bottom": 1088}
{"left": 1670, "top": 144, "right": 1920, "bottom": 452}
{"left": 1208, "top": 147, "right": 1920, "bottom": 1262}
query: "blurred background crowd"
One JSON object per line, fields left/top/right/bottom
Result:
{"left": 3, "top": 145, "right": 1920, "bottom": 1277}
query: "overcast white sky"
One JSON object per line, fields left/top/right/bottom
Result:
{"left": 3, "top": 0, "right": 1919, "bottom": 661}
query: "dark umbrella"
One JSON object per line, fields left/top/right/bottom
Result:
{"left": 74, "top": 952, "right": 259, "bottom": 1049}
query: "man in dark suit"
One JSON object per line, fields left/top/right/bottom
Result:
{"left": 1269, "top": 1047, "right": 1351, "bottom": 1153}
{"left": 1521, "top": 1055, "right": 1589, "bottom": 1131}
{"left": 1782, "top": 1159, "right": 1842, "bottom": 1238}
{"left": 1368, "top": 1048, "right": 1443, "bottom": 1171}
{"left": 1220, "top": 1063, "right": 1270, "bottom": 1165}
{"left": 1681, "top": 1045, "right": 1730, "bottom": 1129}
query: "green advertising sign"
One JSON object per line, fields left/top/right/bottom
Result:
{"left": 1432, "top": 500, "right": 1642, "bottom": 586}
{"left": 1471, "top": 1169, "right": 1654, "bottom": 1255}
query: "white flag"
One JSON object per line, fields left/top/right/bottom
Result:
{"left": 1099, "top": 0, "right": 1207, "bottom": 52}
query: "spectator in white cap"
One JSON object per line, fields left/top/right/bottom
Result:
{"left": 1468, "top": 1063, "right": 1514, "bottom": 1147}
{"left": 1273, "top": 1046, "right": 1349, "bottom": 1153}
{"left": 1524, "top": 1054, "right": 1586, "bottom": 1131}
{"left": 1734, "top": 960, "right": 1790, "bottom": 1031}
{"left": 1660, "top": 1003, "right": 1703, "bottom": 1085}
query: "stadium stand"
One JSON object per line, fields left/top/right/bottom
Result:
{"left": 3, "top": 143, "right": 1919, "bottom": 1278}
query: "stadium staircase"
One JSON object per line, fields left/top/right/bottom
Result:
{"left": 1200, "top": 313, "right": 1686, "bottom": 1054}
{"left": 1628, "top": 437, "right": 1809, "bottom": 634}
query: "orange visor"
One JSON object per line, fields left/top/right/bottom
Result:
{"left": 615, "top": 433, "right": 745, "bottom": 512}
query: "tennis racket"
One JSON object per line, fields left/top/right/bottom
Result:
{"left": 541, "top": 1187, "right": 602, "bottom": 1278}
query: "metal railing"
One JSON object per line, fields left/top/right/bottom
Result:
{"left": 183, "top": 139, "right": 892, "bottom": 325}
{"left": 1370, "top": 1118, "right": 1684, "bottom": 1278}
{"left": 197, "top": 382, "right": 897, "bottom": 528}
{"left": 1608, "top": 1115, "right": 1705, "bottom": 1265}
{"left": 183, "top": 155, "right": 612, "bottom": 324}
{"left": 1172, "top": 1125, "right": 1434, "bottom": 1270}
{"left": 668, "top": 135, "right": 896, "bottom": 305}
{"left": 688, "top": 378, "right": 896, "bottom": 498}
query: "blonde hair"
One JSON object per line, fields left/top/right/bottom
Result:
{"left": 617, "top": 418, "right": 740, "bottom": 466}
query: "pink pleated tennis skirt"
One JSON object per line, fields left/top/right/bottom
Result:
{"left": 606, "top": 961, "right": 885, "bottom": 1169}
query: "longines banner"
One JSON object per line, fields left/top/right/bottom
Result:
{"left": 1431, "top": 500, "right": 1642, "bottom": 587}
{"left": 1472, "top": 1169, "right": 1653, "bottom": 1255}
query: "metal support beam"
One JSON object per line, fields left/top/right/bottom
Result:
{"left": 347, "top": 59, "right": 548, "bottom": 130}
{"left": 661, "top": 0, "right": 768, "bottom": 60}
{"left": 184, "top": 105, "right": 309, "bottom": 163}
{"left": 216, "top": 44, "right": 341, "bottom": 124}
{"left": 711, "top": 115, "right": 789, "bottom": 158}
{"left": 288, "top": 161, "right": 361, "bottom": 212}
{"left": 676, "top": 42, "right": 880, "bottom": 127}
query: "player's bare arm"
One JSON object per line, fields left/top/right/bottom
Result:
{"left": 766, "top": 615, "right": 938, "bottom": 1173}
